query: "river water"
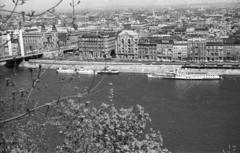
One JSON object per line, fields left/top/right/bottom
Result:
{"left": 0, "top": 66, "right": 240, "bottom": 153}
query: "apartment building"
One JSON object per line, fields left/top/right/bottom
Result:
{"left": 235, "top": 42, "right": 240, "bottom": 61}
{"left": 117, "top": 30, "right": 139, "bottom": 60}
{"left": 138, "top": 37, "right": 157, "bottom": 61}
{"left": 187, "top": 38, "right": 206, "bottom": 61}
{"left": 78, "top": 32, "right": 117, "bottom": 59}
{"left": 172, "top": 40, "right": 188, "bottom": 60}
{"left": 206, "top": 38, "right": 224, "bottom": 61}
{"left": 156, "top": 40, "right": 173, "bottom": 61}
{"left": 193, "top": 28, "right": 209, "bottom": 37}
{"left": 223, "top": 39, "right": 235, "bottom": 61}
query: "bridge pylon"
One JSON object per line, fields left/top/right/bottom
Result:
{"left": 19, "top": 30, "right": 25, "bottom": 57}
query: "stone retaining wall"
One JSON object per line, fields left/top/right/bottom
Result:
{"left": 24, "top": 59, "right": 181, "bottom": 74}
{"left": 20, "top": 59, "right": 240, "bottom": 75}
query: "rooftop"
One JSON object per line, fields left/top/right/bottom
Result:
{"left": 119, "top": 30, "right": 138, "bottom": 36}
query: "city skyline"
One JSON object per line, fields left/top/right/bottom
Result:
{"left": 1, "top": 0, "right": 239, "bottom": 12}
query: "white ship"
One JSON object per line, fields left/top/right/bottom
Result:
{"left": 165, "top": 71, "right": 222, "bottom": 80}
{"left": 147, "top": 73, "right": 166, "bottom": 78}
{"left": 56, "top": 68, "right": 76, "bottom": 74}
{"left": 97, "top": 67, "right": 119, "bottom": 74}
{"left": 76, "top": 69, "right": 95, "bottom": 74}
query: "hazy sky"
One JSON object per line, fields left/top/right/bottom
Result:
{"left": 1, "top": 0, "right": 236, "bottom": 12}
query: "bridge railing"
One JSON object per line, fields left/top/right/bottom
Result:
{"left": 0, "top": 55, "right": 13, "bottom": 60}
{"left": 0, "top": 52, "right": 15, "bottom": 59}
{"left": 25, "top": 50, "right": 44, "bottom": 55}
{"left": 0, "top": 50, "right": 44, "bottom": 60}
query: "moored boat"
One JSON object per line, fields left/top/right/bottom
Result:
{"left": 97, "top": 67, "right": 119, "bottom": 74}
{"left": 56, "top": 68, "right": 76, "bottom": 74}
{"left": 147, "top": 73, "right": 166, "bottom": 78}
{"left": 76, "top": 69, "right": 95, "bottom": 74}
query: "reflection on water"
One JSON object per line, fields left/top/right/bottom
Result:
{"left": 174, "top": 79, "right": 221, "bottom": 91}
{"left": 142, "top": 74, "right": 240, "bottom": 153}
{"left": 173, "top": 79, "right": 221, "bottom": 100}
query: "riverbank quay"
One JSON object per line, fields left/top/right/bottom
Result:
{"left": 19, "top": 59, "right": 240, "bottom": 75}
{"left": 20, "top": 59, "right": 181, "bottom": 74}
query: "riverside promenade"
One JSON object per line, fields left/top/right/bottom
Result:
{"left": 20, "top": 59, "right": 240, "bottom": 75}
{"left": 21, "top": 59, "right": 181, "bottom": 74}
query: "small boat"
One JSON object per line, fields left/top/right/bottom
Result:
{"left": 76, "top": 69, "right": 95, "bottom": 74}
{"left": 56, "top": 68, "right": 76, "bottom": 74}
{"left": 147, "top": 73, "right": 166, "bottom": 78}
{"left": 164, "top": 71, "right": 222, "bottom": 80}
{"left": 97, "top": 67, "right": 119, "bottom": 74}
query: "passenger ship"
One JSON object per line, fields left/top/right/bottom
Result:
{"left": 165, "top": 71, "right": 222, "bottom": 80}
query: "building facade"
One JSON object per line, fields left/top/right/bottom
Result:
{"left": 0, "top": 34, "right": 9, "bottom": 57}
{"left": 156, "top": 40, "right": 173, "bottom": 61}
{"left": 68, "top": 31, "right": 80, "bottom": 48}
{"left": 78, "top": 32, "right": 117, "bottom": 59}
{"left": 172, "top": 40, "right": 188, "bottom": 60}
{"left": 187, "top": 38, "right": 206, "bottom": 61}
{"left": 117, "top": 30, "right": 139, "bottom": 60}
{"left": 42, "top": 25, "right": 59, "bottom": 50}
{"left": 22, "top": 25, "right": 59, "bottom": 51}
{"left": 22, "top": 31, "right": 43, "bottom": 51}
{"left": 235, "top": 43, "right": 240, "bottom": 61}
{"left": 138, "top": 37, "right": 157, "bottom": 61}
{"left": 193, "top": 28, "right": 209, "bottom": 37}
{"left": 206, "top": 38, "right": 224, "bottom": 61}
{"left": 223, "top": 39, "right": 235, "bottom": 61}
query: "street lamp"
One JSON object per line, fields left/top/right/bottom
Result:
{"left": 70, "top": 0, "right": 80, "bottom": 20}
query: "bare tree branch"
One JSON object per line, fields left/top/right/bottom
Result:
{"left": 0, "top": 0, "right": 18, "bottom": 25}
{"left": 0, "top": 74, "right": 105, "bottom": 125}
{"left": 32, "top": 0, "right": 62, "bottom": 17}
{"left": 0, "top": 0, "right": 62, "bottom": 18}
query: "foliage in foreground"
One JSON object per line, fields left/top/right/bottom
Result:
{"left": 50, "top": 100, "right": 168, "bottom": 153}
{"left": 0, "top": 98, "right": 170, "bottom": 153}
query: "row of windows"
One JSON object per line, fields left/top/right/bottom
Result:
{"left": 80, "top": 38, "right": 114, "bottom": 41}
{"left": 118, "top": 38, "right": 138, "bottom": 41}
{"left": 188, "top": 44, "right": 206, "bottom": 46}
{"left": 138, "top": 46, "right": 156, "bottom": 49}
{"left": 173, "top": 47, "right": 187, "bottom": 49}
{"left": 119, "top": 52, "right": 135, "bottom": 54}
{"left": 206, "top": 46, "right": 224, "bottom": 48}
{"left": 120, "top": 50, "right": 235, "bottom": 55}
{"left": 79, "top": 40, "right": 115, "bottom": 44}
{"left": 23, "top": 39, "right": 39, "bottom": 43}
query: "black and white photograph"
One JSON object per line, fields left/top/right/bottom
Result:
{"left": 0, "top": 0, "right": 240, "bottom": 152}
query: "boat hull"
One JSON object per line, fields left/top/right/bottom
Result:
{"left": 56, "top": 70, "right": 76, "bottom": 73}
{"left": 147, "top": 73, "right": 166, "bottom": 78}
{"left": 76, "top": 70, "right": 95, "bottom": 74}
{"left": 97, "top": 71, "right": 119, "bottom": 74}
{"left": 164, "top": 75, "right": 222, "bottom": 80}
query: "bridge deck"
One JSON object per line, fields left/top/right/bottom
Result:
{"left": 0, "top": 52, "right": 43, "bottom": 62}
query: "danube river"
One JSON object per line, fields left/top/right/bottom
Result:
{"left": 1, "top": 66, "right": 240, "bottom": 153}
